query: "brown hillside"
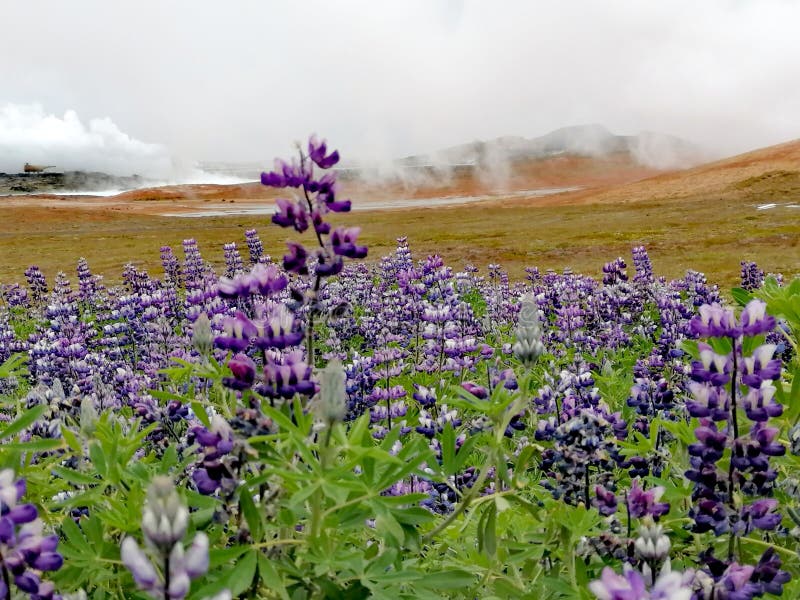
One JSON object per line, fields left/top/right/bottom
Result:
{"left": 512, "top": 139, "right": 800, "bottom": 207}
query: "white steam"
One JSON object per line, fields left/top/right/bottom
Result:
{"left": 629, "top": 132, "right": 711, "bottom": 170}
{"left": 0, "top": 103, "right": 172, "bottom": 177}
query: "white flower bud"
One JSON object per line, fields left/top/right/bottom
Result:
{"left": 634, "top": 522, "right": 671, "bottom": 562}
{"left": 316, "top": 359, "right": 347, "bottom": 426}
{"left": 513, "top": 294, "right": 545, "bottom": 366}
{"left": 80, "top": 397, "right": 98, "bottom": 436}
{"left": 142, "top": 477, "right": 189, "bottom": 549}
{"left": 192, "top": 313, "right": 214, "bottom": 356}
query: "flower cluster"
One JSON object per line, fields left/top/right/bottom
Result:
{"left": 0, "top": 470, "right": 63, "bottom": 600}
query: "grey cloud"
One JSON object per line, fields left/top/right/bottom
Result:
{"left": 1, "top": 0, "right": 798, "bottom": 175}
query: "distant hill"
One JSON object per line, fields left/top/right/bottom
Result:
{"left": 508, "top": 138, "right": 800, "bottom": 207}
{"left": 401, "top": 124, "right": 707, "bottom": 170}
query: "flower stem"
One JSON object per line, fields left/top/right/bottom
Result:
{"left": 163, "top": 554, "right": 170, "bottom": 600}
{"left": 727, "top": 337, "right": 740, "bottom": 561}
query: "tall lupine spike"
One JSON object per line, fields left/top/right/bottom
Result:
{"left": 740, "top": 261, "right": 765, "bottom": 292}
{"left": 258, "top": 137, "right": 371, "bottom": 367}
{"left": 683, "top": 299, "right": 789, "bottom": 587}
{"left": 181, "top": 238, "right": 206, "bottom": 291}
{"left": 244, "top": 228, "right": 264, "bottom": 265}
{"left": 160, "top": 245, "right": 182, "bottom": 287}
{"left": 602, "top": 257, "right": 628, "bottom": 286}
{"left": 76, "top": 257, "right": 103, "bottom": 303}
{"left": 24, "top": 265, "right": 48, "bottom": 305}
{"left": 632, "top": 246, "right": 654, "bottom": 286}
{"left": 52, "top": 271, "right": 73, "bottom": 301}
{"left": 222, "top": 242, "right": 244, "bottom": 278}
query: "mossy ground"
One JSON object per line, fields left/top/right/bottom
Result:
{"left": 1, "top": 191, "right": 797, "bottom": 288}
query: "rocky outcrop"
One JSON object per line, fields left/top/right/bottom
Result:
{"left": 0, "top": 171, "right": 147, "bottom": 195}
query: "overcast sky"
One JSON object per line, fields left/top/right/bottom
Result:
{"left": 2, "top": 0, "right": 799, "bottom": 175}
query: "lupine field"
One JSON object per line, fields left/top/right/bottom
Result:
{"left": 0, "top": 137, "right": 799, "bottom": 600}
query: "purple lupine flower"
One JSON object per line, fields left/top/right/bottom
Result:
{"left": 260, "top": 158, "right": 308, "bottom": 188}
{"left": 689, "top": 303, "right": 738, "bottom": 338}
{"left": 736, "top": 499, "right": 782, "bottom": 534}
{"left": 181, "top": 238, "right": 207, "bottom": 292}
{"left": 593, "top": 485, "right": 618, "bottom": 516}
{"left": 252, "top": 303, "right": 304, "bottom": 350}
{"left": 250, "top": 263, "right": 287, "bottom": 296}
{"left": 160, "top": 245, "right": 182, "bottom": 288}
{"left": 314, "top": 253, "right": 344, "bottom": 277}
{"left": 272, "top": 198, "right": 309, "bottom": 232}
{"left": 739, "top": 261, "right": 764, "bottom": 292}
{"left": 627, "top": 480, "right": 669, "bottom": 519}
{"left": 244, "top": 229, "right": 265, "bottom": 265}
{"left": 222, "top": 242, "right": 244, "bottom": 278}
{"left": 216, "top": 272, "right": 253, "bottom": 300}
{"left": 223, "top": 353, "right": 257, "bottom": 390}
{"left": 257, "top": 349, "right": 315, "bottom": 400}
{"left": 751, "top": 548, "right": 790, "bottom": 596}
{"left": 308, "top": 135, "right": 340, "bottom": 169}
{"left": 739, "top": 299, "right": 776, "bottom": 337}
{"left": 601, "top": 257, "right": 628, "bottom": 286}
{"left": 0, "top": 470, "right": 63, "bottom": 598}
{"left": 685, "top": 382, "right": 730, "bottom": 421}
{"left": 690, "top": 343, "right": 732, "bottom": 387}
{"left": 75, "top": 257, "right": 103, "bottom": 302}
{"left": 684, "top": 299, "right": 787, "bottom": 546}
{"left": 412, "top": 384, "right": 437, "bottom": 408}
{"left": 461, "top": 381, "right": 488, "bottom": 400}
{"left": 739, "top": 344, "right": 781, "bottom": 388}
{"left": 711, "top": 563, "right": 761, "bottom": 600}
{"left": 541, "top": 410, "right": 622, "bottom": 509}
{"left": 330, "top": 227, "right": 368, "bottom": 259}
{"left": 214, "top": 312, "right": 257, "bottom": 352}
{"left": 189, "top": 415, "right": 239, "bottom": 498}
{"left": 282, "top": 241, "right": 309, "bottom": 275}
{"left": 741, "top": 381, "right": 782, "bottom": 422}
{"left": 631, "top": 246, "right": 654, "bottom": 286}
{"left": 24, "top": 265, "right": 49, "bottom": 305}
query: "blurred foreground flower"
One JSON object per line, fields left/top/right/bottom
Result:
{"left": 0, "top": 469, "right": 63, "bottom": 600}
{"left": 121, "top": 477, "right": 220, "bottom": 600}
{"left": 589, "top": 564, "right": 694, "bottom": 600}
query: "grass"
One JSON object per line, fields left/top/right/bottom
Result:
{"left": 1, "top": 192, "right": 798, "bottom": 289}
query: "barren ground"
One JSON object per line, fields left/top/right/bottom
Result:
{"left": 1, "top": 147, "right": 798, "bottom": 288}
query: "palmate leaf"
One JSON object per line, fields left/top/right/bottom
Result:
{"left": 439, "top": 422, "right": 482, "bottom": 476}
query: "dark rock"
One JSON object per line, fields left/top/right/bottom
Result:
{"left": 0, "top": 171, "right": 152, "bottom": 196}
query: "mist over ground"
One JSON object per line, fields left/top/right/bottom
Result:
{"left": 1, "top": 1, "right": 799, "bottom": 179}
